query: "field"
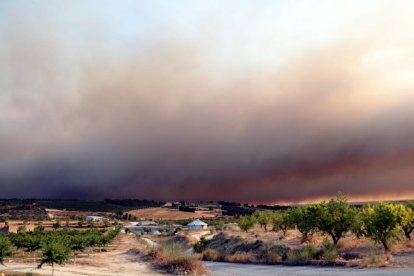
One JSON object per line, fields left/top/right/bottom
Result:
{"left": 1, "top": 231, "right": 161, "bottom": 276}
{"left": 128, "top": 207, "right": 221, "bottom": 220}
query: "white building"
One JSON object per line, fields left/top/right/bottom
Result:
{"left": 85, "top": 216, "right": 104, "bottom": 222}
{"left": 187, "top": 219, "right": 208, "bottom": 231}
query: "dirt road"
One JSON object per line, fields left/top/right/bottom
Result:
{"left": 205, "top": 262, "right": 414, "bottom": 276}
{"left": 1, "top": 233, "right": 162, "bottom": 276}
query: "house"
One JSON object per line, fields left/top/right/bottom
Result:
{"left": 85, "top": 216, "right": 104, "bottom": 222}
{"left": 187, "top": 219, "right": 208, "bottom": 231}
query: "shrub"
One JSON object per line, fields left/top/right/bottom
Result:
{"left": 320, "top": 240, "right": 337, "bottom": 261}
{"left": 301, "top": 244, "right": 318, "bottom": 260}
{"left": 224, "top": 252, "right": 257, "bottom": 264}
{"left": 148, "top": 243, "right": 207, "bottom": 275}
{"left": 286, "top": 249, "right": 305, "bottom": 265}
{"left": 193, "top": 237, "right": 210, "bottom": 253}
{"left": 359, "top": 250, "right": 387, "bottom": 268}
{"left": 269, "top": 244, "right": 289, "bottom": 261}
{"left": 0, "top": 234, "right": 12, "bottom": 265}
{"left": 202, "top": 249, "right": 224, "bottom": 262}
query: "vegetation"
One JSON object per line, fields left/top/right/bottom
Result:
{"left": 359, "top": 202, "right": 400, "bottom": 251}
{"left": 235, "top": 194, "right": 414, "bottom": 254}
{"left": 193, "top": 237, "right": 210, "bottom": 253}
{"left": 312, "top": 194, "right": 357, "bottom": 245}
{"left": 145, "top": 243, "right": 206, "bottom": 275}
{"left": 396, "top": 201, "right": 414, "bottom": 240}
{"left": 0, "top": 234, "right": 12, "bottom": 265}
{"left": 38, "top": 240, "right": 70, "bottom": 276}
{"left": 3, "top": 227, "right": 121, "bottom": 271}
{"left": 238, "top": 215, "right": 256, "bottom": 232}
{"left": 285, "top": 207, "right": 317, "bottom": 242}
{"left": 253, "top": 210, "right": 273, "bottom": 232}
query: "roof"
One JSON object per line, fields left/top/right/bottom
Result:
{"left": 137, "top": 221, "right": 158, "bottom": 226}
{"left": 187, "top": 219, "right": 208, "bottom": 226}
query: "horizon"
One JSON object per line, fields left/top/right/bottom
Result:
{"left": 2, "top": 1, "right": 414, "bottom": 203}
{"left": 1, "top": 194, "right": 414, "bottom": 207}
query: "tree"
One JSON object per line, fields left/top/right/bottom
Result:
{"left": 314, "top": 194, "right": 357, "bottom": 245}
{"left": 238, "top": 215, "right": 256, "bottom": 232}
{"left": 286, "top": 207, "right": 316, "bottom": 243}
{"left": 25, "top": 235, "right": 42, "bottom": 265}
{"left": 38, "top": 240, "right": 71, "bottom": 276}
{"left": 361, "top": 202, "right": 400, "bottom": 251}
{"left": 254, "top": 210, "right": 273, "bottom": 232}
{"left": 396, "top": 202, "right": 414, "bottom": 240}
{"left": 272, "top": 211, "right": 294, "bottom": 236}
{"left": 0, "top": 234, "right": 11, "bottom": 265}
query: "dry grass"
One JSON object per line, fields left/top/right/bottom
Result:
{"left": 146, "top": 243, "right": 207, "bottom": 275}
{"left": 224, "top": 252, "right": 258, "bottom": 264}
{"left": 128, "top": 207, "right": 218, "bottom": 220}
{"left": 202, "top": 249, "right": 224, "bottom": 262}
{"left": 356, "top": 251, "right": 389, "bottom": 268}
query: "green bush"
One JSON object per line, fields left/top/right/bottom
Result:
{"left": 320, "top": 240, "right": 337, "bottom": 261}
{"left": 301, "top": 244, "right": 318, "bottom": 260}
{"left": 193, "top": 237, "right": 210, "bottom": 253}
{"left": 286, "top": 249, "right": 305, "bottom": 265}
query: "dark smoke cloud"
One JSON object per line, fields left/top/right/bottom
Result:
{"left": 1, "top": 2, "right": 414, "bottom": 203}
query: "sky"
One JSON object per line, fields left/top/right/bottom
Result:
{"left": 1, "top": 1, "right": 414, "bottom": 203}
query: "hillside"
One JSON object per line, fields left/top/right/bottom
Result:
{"left": 127, "top": 207, "right": 219, "bottom": 220}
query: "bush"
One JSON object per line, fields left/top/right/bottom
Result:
{"left": 286, "top": 249, "right": 305, "bottom": 265}
{"left": 301, "top": 244, "right": 318, "bottom": 260}
{"left": 269, "top": 244, "right": 289, "bottom": 261}
{"left": 320, "top": 240, "right": 337, "bottom": 261}
{"left": 147, "top": 243, "right": 207, "bottom": 275}
{"left": 202, "top": 249, "right": 224, "bottom": 262}
{"left": 224, "top": 252, "right": 257, "bottom": 264}
{"left": 0, "top": 234, "right": 12, "bottom": 264}
{"left": 193, "top": 237, "right": 210, "bottom": 253}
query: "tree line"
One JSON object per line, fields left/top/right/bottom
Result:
{"left": 238, "top": 194, "right": 414, "bottom": 251}
{"left": 0, "top": 227, "right": 121, "bottom": 275}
